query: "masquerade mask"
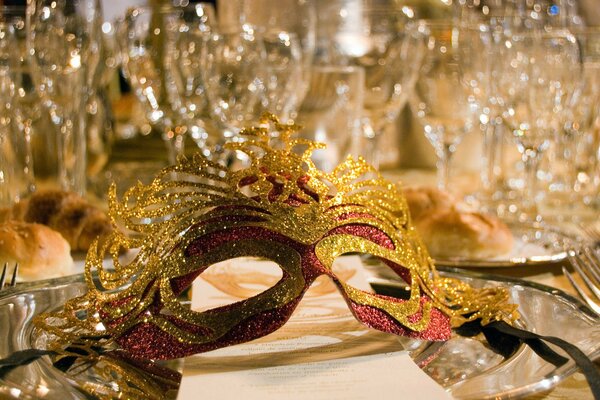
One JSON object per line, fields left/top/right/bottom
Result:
{"left": 34, "top": 114, "right": 517, "bottom": 361}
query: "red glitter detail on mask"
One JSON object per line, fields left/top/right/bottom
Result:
{"left": 296, "top": 175, "right": 320, "bottom": 202}
{"left": 380, "top": 258, "right": 412, "bottom": 284}
{"left": 103, "top": 294, "right": 135, "bottom": 309}
{"left": 101, "top": 278, "right": 159, "bottom": 328}
{"left": 349, "top": 299, "right": 451, "bottom": 341}
{"left": 238, "top": 175, "right": 259, "bottom": 187}
{"left": 101, "top": 308, "right": 135, "bottom": 329}
{"left": 285, "top": 193, "right": 311, "bottom": 207}
{"left": 170, "top": 270, "right": 206, "bottom": 295}
{"left": 116, "top": 297, "right": 303, "bottom": 360}
{"left": 184, "top": 226, "right": 303, "bottom": 258}
{"left": 266, "top": 175, "right": 287, "bottom": 201}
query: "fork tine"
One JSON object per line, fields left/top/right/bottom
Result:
{"left": 563, "top": 266, "right": 600, "bottom": 315}
{"left": 582, "top": 247, "right": 600, "bottom": 283}
{"left": 570, "top": 251, "right": 600, "bottom": 301}
{"left": 0, "top": 262, "right": 7, "bottom": 289}
{"left": 9, "top": 263, "right": 18, "bottom": 287}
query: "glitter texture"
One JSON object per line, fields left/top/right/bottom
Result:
{"left": 33, "top": 114, "right": 519, "bottom": 369}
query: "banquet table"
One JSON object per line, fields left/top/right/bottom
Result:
{"left": 0, "top": 160, "right": 598, "bottom": 399}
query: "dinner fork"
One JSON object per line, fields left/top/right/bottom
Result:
{"left": 0, "top": 262, "right": 18, "bottom": 291}
{"left": 563, "top": 247, "right": 600, "bottom": 316}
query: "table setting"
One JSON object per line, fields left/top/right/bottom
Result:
{"left": 0, "top": 0, "right": 600, "bottom": 399}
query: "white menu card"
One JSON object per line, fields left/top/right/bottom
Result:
{"left": 177, "top": 256, "right": 451, "bottom": 400}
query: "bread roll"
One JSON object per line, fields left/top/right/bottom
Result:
{"left": 0, "top": 221, "right": 74, "bottom": 281}
{"left": 403, "top": 186, "right": 455, "bottom": 222}
{"left": 0, "top": 190, "right": 113, "bottom": 252}
{"left": 416, "top": 208, "right": 514, "bottom": 259}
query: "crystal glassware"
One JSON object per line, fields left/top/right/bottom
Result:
{"left": 167, "top": 3, "right": 217, "bottom": 155}
{"left": 202, "top": 25, "right": 269, "bottom": 139}
{"left": 314, "top": 1, "right": 424, "bottom": 168}
{"left": 262, "top": 31, "right": 305, "bottom": 121}
{"left": 298, "top": 65, "right": 365, "bottom": 172}
{"left": 411, "top": 21, "right": 483, "bottom": 191}
{"left": 85, "top": 13, "right": 123, "bottom": 179}
{"left": 475, "top": 12, "right": 542, "bottom": 208}
{"left": 27, "top": 0, "right": 103, "bottom": 195}
{"left": 501, "top": 29, "right": 582, "bottom": 222}
{"left": 0, "top": 15, "right": 33, "bottom": 205}
{"left": 235, "top": 0, "right": 316, "bottom": 121}
{"left": 548, "top": 27, "right": 600, "bottom": 208}
{"left": 0, "top": 5, "right": 36, "bottom": 201}
{"left": 120, "top": 3, "right": 217, "bottom": 164}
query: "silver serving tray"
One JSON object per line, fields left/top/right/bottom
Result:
{"left": 0, "top": 268, "right": 598, "bottom": 400}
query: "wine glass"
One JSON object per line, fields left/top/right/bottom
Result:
{"left": 262, "top": 31, "right": 305, "bottom": 121}
{"left": 548, "top": 27, "right": 600, "bottom": 206}
{"left": 315, "top": 1, "right": 424, "bottom": 168}
{"left": 0, "top": 5, "right": 36, "bottom": 199}
{"left": 0, "top": 14, "right": 35, "bottom": 205}
{"left": 474, "top": 12, "right": 542, "bottom": 208}
{"left": 120, "top": 4, "right": 217, "bottom": 163}
{"left": 167, "top": 3, "right": 216, "bottom": 154}
{"left": 298, "top": 65, "right": 365, "bottom": 172}
{"left": 502, "top": 29, "right": 581, "bottom": 221}
{"left": 28, "top": 0, "right": 103, "bottom": 195}
{"left": 411, "top": 21, "right": 484, "bottom": 191}
{"left": 235, "top": 0, "right": 316, "bottom": 120}
{"left": 85, "top": 14, "right": 122, "bottom": 179}
{"left": 202, "top": 25, "right": 269, "bottom": 139}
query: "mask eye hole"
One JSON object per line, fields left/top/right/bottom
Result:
{"left": 330, "top": 257, "right": 361, "bottom": 284}
{"left": 360, "top": 255, "right": 412, "bottom": 301}
{"left": 191, "top": 257, "right": 284, "bottom": 312}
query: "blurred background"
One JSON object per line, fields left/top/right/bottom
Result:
{"left": 2, "top": 0, "right": 600, "bottom": 223}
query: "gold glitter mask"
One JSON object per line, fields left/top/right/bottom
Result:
{"left": 34, "top": 114, "right": 517, "bottom": 361}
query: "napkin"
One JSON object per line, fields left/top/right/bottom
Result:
{"left": 177, "top": 256, "right": 451, "bottom": 400}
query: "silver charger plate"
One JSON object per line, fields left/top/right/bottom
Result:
{"left": 433, "top": 222, "right": 578, "bottom": 268}
{"left": 0, "top": 267, "right": 599, "bottom": 399}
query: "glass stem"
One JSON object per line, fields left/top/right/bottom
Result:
{"left": 58, "top": 112, "right": 87, "bottom": 196}
{"left": 521, "top": 146, "right": 542, "bottom": 222}
{"left": 361, "top": 117, "right": 379, "bottom": 170}
{"left": 481, "top": 118, "right": 503, "bottom": 195}
{"left": 23, "top": 120, "right": 36, "bottom": 194}
{"left": 437, "top": 142, "right": 454, "bottom": 191}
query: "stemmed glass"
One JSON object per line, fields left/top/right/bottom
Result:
{"left": 0, "top": 6, "right": 36, "bottom": 199}
{"left": 235, "top": 0, "right": 316, "bottom": 121}
{"left": 167, "top": 3, "right": 216, "bottom": 155}
{"left": 411, "top": 21, "right": 485, "bottom": 191}
{"left": 477, "top": 12, "right": 542, "bottom": 206}
{"left": 202, "top": 25, "right": 269, "bottom": 141}
{"left": 501, "top": 29, "right": 581, "bottom": 221}
{"left": 27, "top": 0, "right": 102, "bottom": 195}
{"left": 549, "top": 27, "right": 600, "bottom": 206}
{"left": 203, "top": 24, "right": 306, "bottom": 140}
{"left": 315, "top": 2, "right": 424, "bottom": 168}
{"left": 0, "top": 14, "right": 34, "bottom": 205}
{"left": 86, "top": 14, "right": 122, "bottom": 179}
{"left": 119, "top": 3, "right": 216, "bottom": 163}
{"left": 262, "top": 31, "right": 305, "bottom": 121}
